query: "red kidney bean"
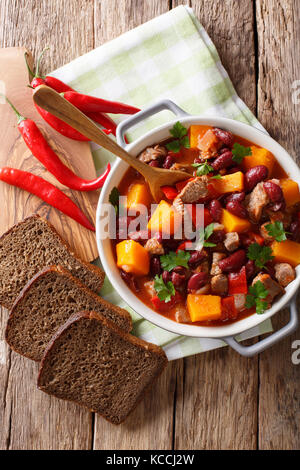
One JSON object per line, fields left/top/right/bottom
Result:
{"left": 269, "top": 200, "right": 286, "bottom": 212}
{"left": 120, "top": 270, "right": 140, "bottom": 292}
{"left": 172, "top": 266, "right": 188, "bottom": 278}
{"left": 245, "top": 165, "right": 268, "bottom": 192}
{"left": 240, "top": 233, "right": 253, "bottom": 249}
{"left": 226, "top": 200, "right": 248, "bottom": 219}
{"left": 210, "top": 229, "right": 225, "bottom": 243}
{"left": 188, "top": 250, "right": 207, "bottom": 268}
{"left": 209, "top": 199, "right": 223, "bottom": 222}
{"left": 213, "top": 128, "right": 234, "bottom": 148}
{"left": 162, "top": 270, "right": 171, "bottom": 284}
{"left": 226, "top": 166, "right": 241, "bottom": 174}
{"left": 150, "top": 256, "right": 162, "bottom": 276}
{"left": 211, "top": 150, "right": 234, "bottom": 170}
{"left": 245, "top": 259, "right": 255, "bottom": 280}
{"left": 162, "top": 238, "right": 181, "bottom": 252}
{"left": 265, "top": 262, "right": 275, "bottom": 278}
{"left": 290, "top": 219, "right": 300, "bottom": 241}
{"left": 149, "top": 159, "right": 160, "bottom": 167}
{"left": 163, "top": 155, "right": 174, "bottom": 169}
{"left": 225, "top": 191, "right": 245, "bottom": 204}
{"left": 171, "top": 271, "right": 186, "bottom": 288}
{"left": 187, "top": 272, "right": 208, "bottom": 292}
{"left": 218, "top": 249, "right": 246, "bottom": 273}
{"left": 263, "top": 181, "right": 284, "bottom": 202}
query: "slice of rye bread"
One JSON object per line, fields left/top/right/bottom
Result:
{"left": 5, "top": 265, "right": 132, "bottom": 361}
{"left": 37, "top": 310, "right": 168, "bottom": 424}
{"left": 0, "top": 214, "right": 105, "bottom": 309}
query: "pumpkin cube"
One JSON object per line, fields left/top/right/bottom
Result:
{"left": 280, "top": 179, "right": 300, "bottom": 207}
{"left": 187, "top": 294, "right": 222, "bottom": 322}
{"left": 147, "top": 200, "right": 181, "bottom": 236}
{"left": 221, "top": 209, "right": 251, "bottom": 233}
{"left": 189, "top": 125, "right": 212, "bottom": 149}
{"left": 126, "top": 182, "right": 152, "bottom": 210}
{"left": 212, "top": 172, "right": 244, "bottom": 194}
{"left": 243, "top": 146, "right": 275, "bottom": 176}
{"left": 116, "top": 240, "right": 149, "bottom": 276}
{"left": 271, "top": 240, "right": 300, "bottom": 267}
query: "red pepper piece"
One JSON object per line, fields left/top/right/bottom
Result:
{"left": 5, "top": 97, "right": 110, "bottom": 191}
{"left": 161, "top": 185, "right": 179, "bottom": 200}
{"left": 228, "top": 266, "right": 248, "bottom": 295}
{"left": 0, "top": 167, "right": 95, "bottom": 231}
{"left": 175, "top": 177, "right": 194, "bottom": 192}
{"left": 176, "top": 241, "right": 193, "bottom": 253}
{"left": 221, "top": 296, "right": 238, "bottom": 321}
{"left": 151, "top": 292, "right": 182, "bottom": 312}
{"left": 186, "top": 205, "right": 212, "bottom": 228}
{"left": 63, "top": 91, "right": 140, "bottom": 115}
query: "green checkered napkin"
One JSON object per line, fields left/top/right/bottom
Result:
{"left": 51, "top": 5, "right": 272, "bottom": 360}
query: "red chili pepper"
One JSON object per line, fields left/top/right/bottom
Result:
{"left": 228, "top": 266, "right": 248, "bottom": 295}
{"left": 186, "top": 205, "right": 212, "bottom": 228}
{"left": 0, "top": 167, "right": 95, "bottom": 231}
{"left": 63, "top": 91, "right": 140, "bottom": 115}
{"left": 221, "top": 296, "right": 237, "bottom": 321}
{"left": 176, "top": 241, "right": 193, "bottom": 253}
{"left": 5, "top": 97, "right": 110, "bottom": 191}
{"left": 161, "top": 185, "right": 179, "bottom": 200}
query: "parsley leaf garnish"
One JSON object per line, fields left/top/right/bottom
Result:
{"left": 160, "top": 250, "right": 190, "bottom": 272}
{"left": 265, "top": 221, "right": 288, "bottom": 242}
{"left": 192, "top": 161, "right": 214, "bottom": 176}
{"left": 245, "top": 280, "right": 268, "bottom": 314}
{"left": 154, "top": 275, "right": 175, "bottom": 303}
{"left": 210, "top": 174, "right": 222, "bottom": 179}
{"left": 247, "top": 242, "right": 274, "bottom": 269}
{"left": 196, "top": 223, "right": 216, "bottom": 249}
{"left": 109, "top": 186, "right": 120, "bottom": 213}
{"left": 166, "top": 122, "right": 190, "bottom": 153}
{"left": 232, "top": 142, "right": 252, "bottom": 164}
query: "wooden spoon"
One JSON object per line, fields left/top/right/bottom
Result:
{"left": 33, "top": 85, "right": 189, "bottom": 202}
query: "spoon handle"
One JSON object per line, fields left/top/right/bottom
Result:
{"left": 32, "top": 85, "right": 151, "bottom": 177}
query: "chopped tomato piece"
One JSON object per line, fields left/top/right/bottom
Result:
{"left": 161, "top": 185, "right": 179, "bottom": 200}
{"left": 221, "top": 296, "right": 238, "bottom": 321}
{"left": 228, "top": 266, "right": 248, "bottom": 295}
{"left": 151, "top": 292, "right": 182, "bottom": 312}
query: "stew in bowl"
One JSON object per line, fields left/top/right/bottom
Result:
{"left": 109, "top": 123, "right": 300, "bottom": 327}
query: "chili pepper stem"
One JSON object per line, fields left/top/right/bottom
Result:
{"left": 24, "top": 52, "right": 35, "bottom": 78}
{"left": 2, "top": 95, "right": 26, "bottom": 125}
{"left": 35, "top": 46, "right": 49, "bottom": 78}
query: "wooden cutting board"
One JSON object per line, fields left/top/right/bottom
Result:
{"left": 0, "top": 47, "right": 99, "bottom": 262}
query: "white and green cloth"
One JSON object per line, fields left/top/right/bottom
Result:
{"left": 51, "top": 5, "right": 272, "bottom": 360}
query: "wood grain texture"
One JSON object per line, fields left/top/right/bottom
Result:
{"left": 0, "top": 47, "right": 98, "bottom": 262}
{"left": 173, "top": 0, "right": 258, "bottom": 450}
{"left": 256, "top": 0, "right": 300, "bottom": 450}
{"left": 92, "top": 0, "right": 177, "bottom": 451}
{"left": 0, "top": 0, "right": 97, "bottom": 450}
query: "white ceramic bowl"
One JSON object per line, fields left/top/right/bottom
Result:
{"left": 96, "top": 100, "right": 299, "bottom": 356}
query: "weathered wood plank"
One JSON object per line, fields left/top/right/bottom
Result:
{"left": 91, "top": 0, "right": 179, "bottom": 450}
{"left": 0, "top": 0, "right": 95, "bottom": 450}
{"left": 256, "top": 0, "right": 300, "bottom": 450}
{"left": 173, "top": 0, "right": 258, "bottom": 450}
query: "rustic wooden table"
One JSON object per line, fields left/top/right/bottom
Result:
{"left": 0, "top": 0, "right": 299, "bottom": 450}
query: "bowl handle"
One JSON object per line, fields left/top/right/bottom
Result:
{"left": 116, "top": 99, "right": 190, "bottom": 148}
{"left": 222, "top": 295, "right": 299, "bottom": 357}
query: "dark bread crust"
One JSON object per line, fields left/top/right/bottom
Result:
{"left": 0, "top": 214, "right": 105, "bottom": 308}
{"left": 5, "top": 265, "right": 132, "bottom": 360}
{"left": 38, "top": 310, "right": 168, "bottom": 424}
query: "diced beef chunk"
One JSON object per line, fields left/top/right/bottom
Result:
{"left": 143, "top": 280, "right": 156, "bottom": 297}
{"left": 170, "top": 163, "right": 193, "bottom": 174}
{"left": 234, "top": 294, "right": 247, "bottom": 312}
{"left": 252, "top": 273, "right": 284, "bottom": 303}
{"left": 266, "top": 209, "right": 292, "bottom": 230}
{"left": 211, "top": 274, "right": 228, "bottom": 295}
{"left": 211, "top": 252, "right": 226, "bottom": 275}
{"left": 224, "top": 232, "right": 239, "bottom": 252}
{"left": 175, "top": 304, "right": 191, "bottom": 323}
{"left": 260, "top": 222, "right": 274, "bottom": 242}
{"left": 274, "top": 263, "right": 296, "bottom": 287}
{"left": 138, "top": 145, "right": 167, "bottom": 163}
{"left": 144, "top": 238, "right": 164, "bottom": 255}
{"left": 245, "top": 182, "right": 269, "bottom": 222}
{"left": 176, "top": 176, "right": 208, "bottom": 204}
